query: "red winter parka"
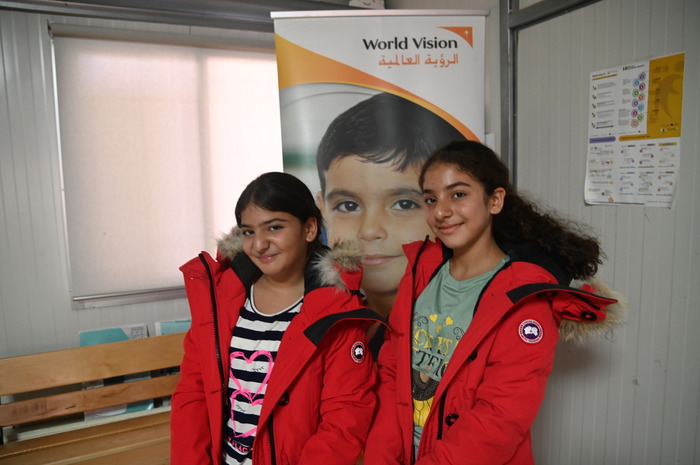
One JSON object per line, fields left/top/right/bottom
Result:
{"left": 171, "top": 231, "right": 384, "bottom": 465}
{"left": 365, "top": 239, "right": 624, "bottom": 465}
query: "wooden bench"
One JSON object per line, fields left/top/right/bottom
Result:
{"left": 0, "top": 332, "right": 185, "bottom": 464}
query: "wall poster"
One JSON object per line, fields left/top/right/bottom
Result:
{"left": 585, "top": 52, "right": 685, "bottom": 207}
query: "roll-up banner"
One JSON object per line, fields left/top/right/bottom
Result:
{"left": 272, "top": 10, "right": 486, "bottom": 319}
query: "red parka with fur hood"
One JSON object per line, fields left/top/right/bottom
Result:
{"left": 365, "top": 239, "right": 625, "bottom": 465}
{"left": 171, "top": 230, "right": 384, "bottom": 465}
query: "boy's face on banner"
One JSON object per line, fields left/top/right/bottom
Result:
{"left": 318, "top": 155, "right": 432, "bottom": 301}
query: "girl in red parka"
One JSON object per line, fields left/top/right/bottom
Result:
{"left": 171, "top": 172, "right": 384, "bottom": 465}
{"left": 365, "top": 141, "right": 625, "bottom": 465}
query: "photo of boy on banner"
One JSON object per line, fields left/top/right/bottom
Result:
{"left": 315, "top": 92, "right": 467, "bottom": 340}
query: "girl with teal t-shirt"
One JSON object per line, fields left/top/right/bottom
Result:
{"left": 366, "top": 141, "right": 625, "bottom": 465}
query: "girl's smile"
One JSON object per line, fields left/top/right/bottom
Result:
{"left": 435, "top": 222, "right": 461, "bottom": 234}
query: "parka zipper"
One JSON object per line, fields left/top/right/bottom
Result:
{"left": 436, "top": 393, "right": 447, "bottom": 440}
{"left": 268, "top": 411, "right": 278, "bottom": 465}
{"left": 198, "top": 254, "right": 226, "bottom": 398}
{"left": 410, "top": 238, "right": 431, "bottom": 465}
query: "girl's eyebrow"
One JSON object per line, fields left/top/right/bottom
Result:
{"left": 423, "top": 181, "right": 471, "bottom": 195}
{"left": 447, "top": 181, "right": 472, "bottom": 190}
{"left": 239, "top": 217, "right": 289, "bottom": 229}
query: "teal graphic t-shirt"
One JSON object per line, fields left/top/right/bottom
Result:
{"left": 411, "top": 256, "right": 509, "bottom": 447}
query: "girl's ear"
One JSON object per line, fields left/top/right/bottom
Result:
{"left": 304, "top": 217, "right": 319, "bottom": 243}
{"left": 489, "top": 187, "right": 506, "bottom": 214}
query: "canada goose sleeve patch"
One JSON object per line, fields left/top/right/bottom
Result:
{"left": 351, "top": 341, "right": 366, "bottom": 363}
{"left": 519, "top": 319, "right": 543, "bottom": 344}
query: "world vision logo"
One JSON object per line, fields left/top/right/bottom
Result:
{"left": 362, "top": 26, "right": 474, "bottom": 50}
{"left": 440, "top": 27, "right": 474, "bottom": 47}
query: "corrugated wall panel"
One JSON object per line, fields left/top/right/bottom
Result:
{"left": 517, "top": 0, "right": 699, "bottom": 464}
{"left": 1, "top": 11, "right": 65, "bottom": 355}
{"left": 0, "top": 10, "right": 194, "bottom": 357}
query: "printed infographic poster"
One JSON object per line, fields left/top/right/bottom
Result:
{"left": 585, "top": 53, "right": 684, "bottom": 207}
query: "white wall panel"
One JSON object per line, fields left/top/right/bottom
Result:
{"left": 517, "top": 0, "right": 699, "bottom": 463}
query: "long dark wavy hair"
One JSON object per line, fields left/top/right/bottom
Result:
{"left": 419, "top": 140, "right": 603, "bottom": 280}
{"left": 235, "top": 172, "right": 324, "bottom": 252}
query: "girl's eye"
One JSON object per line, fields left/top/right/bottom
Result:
{"left": 424, "top": 197, "right": 436, "bottom": 205}
{"left": 392, "top": 199, "right": 421, "bottom": 211}
{"left": 241, "top": 229, "right": 254, "bottom": 236}
{"left": 268, "top": 224, "right": 283, "bottom": 232}
{"left": 452, "top": 191, "right": 466, "bottom": 199}
{"left": 333, "top": 200, "right": 361, "bottom": 213}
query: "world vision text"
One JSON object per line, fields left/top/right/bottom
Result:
{"left": 362, "top": 36, "right": 459, "bottom": 50}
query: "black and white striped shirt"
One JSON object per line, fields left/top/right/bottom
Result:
{"left": 222, "top": 285, "right": 302, "bottom": 465}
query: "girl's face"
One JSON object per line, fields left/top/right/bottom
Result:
{"left": 239, "top": 204, "right": 318, "bottom": 283}
{"left": 421, "top": 162, "right": 504, "bottom": 257}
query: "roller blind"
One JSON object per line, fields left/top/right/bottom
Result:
{"left": 54, "top": 34, "right": 282, "bottom": 299}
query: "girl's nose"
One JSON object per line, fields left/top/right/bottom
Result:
{"left": 433, "top": 199, "right": 451, "bottom": 220}
{"left": 253, "top": 234, "right": 269, "bottom": 252}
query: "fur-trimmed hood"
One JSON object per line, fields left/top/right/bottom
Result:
{"left": 216, "top": 227, "right": 364, "bottom": 293}
{"left": 504, "top": 276, "right": 627, "bottom": 346}
{"left": 558, "top": 277, "right": 627, "bottom": 345}
{"left": 502, "top": 242, "right": 626, "bottom": 346}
